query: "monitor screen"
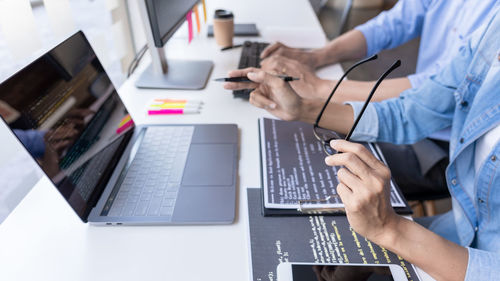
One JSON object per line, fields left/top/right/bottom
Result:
{"left": 145, "top": 0, "right": 199, "bottom": 47}
{"left": 0, "top": 31, "right": 135, "bottom": 222}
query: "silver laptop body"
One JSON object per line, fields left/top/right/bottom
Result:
{"left": 0, "top": 31, "right": 237, "bottom": 225}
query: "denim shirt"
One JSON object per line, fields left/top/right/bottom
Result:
{"left": 355, "top": 0, "right": 499, "bottom": 88}
{"left": 349, "top": 12, "right": 500, "bottom": 280}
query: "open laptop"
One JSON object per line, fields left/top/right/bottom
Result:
{"left": 0, "top": 31, "right": 238, "bottom": 225}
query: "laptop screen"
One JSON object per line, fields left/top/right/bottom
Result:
{"left": 0, "top": 31, "right": 134, "bottom": 222}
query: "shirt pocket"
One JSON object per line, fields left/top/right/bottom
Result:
{"left": 454, "top": 75, "right": 479, "bottom": 111}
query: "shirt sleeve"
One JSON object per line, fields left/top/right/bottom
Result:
{"left": 371, "top": 18, "right": 491, "bottom": 144}
{"left": 465, "top": 247, "right": 500, "bottom": 281}
{"left": 344, "top": 102, "right": 379, "bottom": 142}
{"left": 13, "top": 129, "right": 46, "bottom": 158}
{"left": 407, "top": 71, "right": 432, "bottom": 88}
{"left": 354, "top": 0, "right": 431, "bottom": 57}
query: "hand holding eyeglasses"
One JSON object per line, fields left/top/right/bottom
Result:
{"left": 325, "top": 139, "right": 400, "bottom": 245}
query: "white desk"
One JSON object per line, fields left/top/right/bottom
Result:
{"left": 0, "top": 1, "right": 431, "bottom": 280}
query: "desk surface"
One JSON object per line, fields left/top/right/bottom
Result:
{"left": 0, "top": 1, "right": 431, "bottom": 280}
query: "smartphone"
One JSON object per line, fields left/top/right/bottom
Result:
{"left": 277, "top": 262, "right": 408, "bottom": 281}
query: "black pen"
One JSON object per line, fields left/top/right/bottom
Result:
{"left": 214, "top": 75, "right": 300, "bottom": 82}
{"left": 220, "top": 44, "right": 243, "bottom": 51}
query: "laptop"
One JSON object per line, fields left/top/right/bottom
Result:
{"left": 0, "top": 31, "right": 238, "bottom": 225}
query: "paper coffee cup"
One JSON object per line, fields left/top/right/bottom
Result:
{"left": 213, "top": 9, "right": 234, "bottom": 47}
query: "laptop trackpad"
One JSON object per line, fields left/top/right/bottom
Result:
{"left": 181, "top": 144, "right": 235, "bottom": 186}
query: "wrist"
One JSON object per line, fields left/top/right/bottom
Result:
{"left": 372, "top": 214, "right": 406, "bottom": 249}
{"left": 311, "top": 47, "right": 333, "bottom": 69}
{"left": 316, "top": 79, "right": 335, "bottom": 99}
{"left": 298, "top": 98, "right": 322, "bottom": 124}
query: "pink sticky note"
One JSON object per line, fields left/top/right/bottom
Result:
{"left": 148, "top": 109, "right": 183, "bottom": 115}
{"left": 187, "top": 10, "right": 193, "bottom": 43}
{"left": 116, "top": 119, "right": 134, "bottom": 134}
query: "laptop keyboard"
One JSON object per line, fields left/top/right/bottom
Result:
{"left": 107, "top": 126, "right": 194, "bottom": 219}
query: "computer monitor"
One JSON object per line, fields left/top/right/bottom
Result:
{"left": 135, "top": 0, "right": 213, "bottom": 90}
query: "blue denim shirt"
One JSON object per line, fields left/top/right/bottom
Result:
{"left": 349, "top": 11, "right": 500, "bottom": 280}
{"left": 355, "top": 0, "right": 499, "bottom": 88}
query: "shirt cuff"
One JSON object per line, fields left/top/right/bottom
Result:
{"left": 354, "top": 24, "right": 376, "bottom": 58}
{"left": 465, "top": 247, "right": 500, "bottom": 281}
{"left": 344, "top": 102, "right": 378, "bottom": 142}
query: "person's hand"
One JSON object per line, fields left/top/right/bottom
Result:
{"left": 44, "top": 124, "right": 80, "bottom": 154}
{"left": 260, "top": 42, "right": 319, "bottom": 68}
{"left": 325, "top": 140, "right": 401, "bottom": 243}
{"left": 65, "top": 108, "right": 95, "bottom": 129}
{"left": 260, "top": 55, "right": 333, "bottom": 99}
{"left": 223, "top": 67, "right": 261, "bottom": 91}
{"left": 224, "top": 68, "right": 304, "bottom": 121}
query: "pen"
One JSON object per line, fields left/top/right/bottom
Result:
{"left": 214, "top": 75, "right": 300, "bottom": 82}
{"left": 220, "top": 44, "right": 243, "bottom": 51}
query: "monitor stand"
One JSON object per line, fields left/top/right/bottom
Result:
{"left": 135, "top": 59, "right": 213, "bottom": 90}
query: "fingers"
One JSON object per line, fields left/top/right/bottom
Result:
{"left": 224, "top": 67, "right": 261, "bottom": 90}
{"left": 46, "top": 125, "right": 78, "bottom": 141}
{"left": 260, "top": 42, "right": 284, "bottom": 59}
{"left": 223, "top": 81, "right": 259, "bottom": 90}
{"left": 247, "top": 70, "right": 287, "bottom": 89}
{"left": 325, "top": 151, "right": 371, "bottom": 180}
{"left": 227, "top": 67, "right": 259, "bottom": 77}
{"left": 249, "top": 89, "right": 276, "bottom": 110}
{"left": 260, "top": 55, "right": 297, "bottom": 74}
{"left": 336, "top": 167, "right": 363, "bottom": 191}
{"left": 330, "top": 140, "right": 386, "bottom": 170}
{"left": 336, "top": 182, "right": 353, "bottom": 207}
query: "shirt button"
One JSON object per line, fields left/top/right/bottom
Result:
{"left": 460, "top": 101, "right": 468, "bottom": 107}
{"left": 478, "top": 198, "right": 485, "bottom": 203}
{"left": 459, "top": 138, "right": 464, "bottom": 144}
{"left": 451, "top": 179, "right": 457, "bottom": 185}
{"left": 492, "top": 155, "right": 497, "bottom": 162}
{"left": 475, "top": 227, "right": 478, "bottom": 232}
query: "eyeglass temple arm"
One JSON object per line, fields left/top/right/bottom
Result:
{"left": 314, "top": 54, "right": 378, "bottom": 126}
{"left": 344, "top": 60, "right": 402, "bottom": 141}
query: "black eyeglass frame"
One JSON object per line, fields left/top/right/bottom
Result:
{"left": 313, "top": 55, "right": 401, "bottom": 155}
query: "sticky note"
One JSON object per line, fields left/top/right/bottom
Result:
{"left": 148, "top": 109, "right": 184, "bottom": 115}
{"left": 116, "top": 114, "right": 134, "bottom": 134}
{"left": 118, "top": 114, "right": 132, "bottom": 127}
{"left": 187, "top": 10, "right": 193, "bottom": 43}
{"left": 202, "top": 0, "right": 207, "bottom": 22}
{"left": 151, "top": 103, "right": 197, "bottom": 108}
{"left": 194, "top": 6, "right": 201, "bottom": 34}
{"left": 154, "top": 99, "right": 188, "bottom": 103}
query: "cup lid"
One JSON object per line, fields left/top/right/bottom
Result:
{"left": 214, "top": 9, "right": 233, "bottom": 19}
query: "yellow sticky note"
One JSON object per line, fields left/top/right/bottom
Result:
{"left": 201, "top": 0, "right": 207, "bottom": 23}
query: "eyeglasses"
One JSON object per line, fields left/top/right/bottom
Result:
{"left": 298, "top": 56, "right": 401, "bottom": 212}
{"left": 313, "top": 55, "right": 401, "bottom": 156}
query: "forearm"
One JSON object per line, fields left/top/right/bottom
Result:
{"left": 379, "top": 217, "right": 468, "bottom": 281}
{"left": 299, "top": 99, "right": 354, "bottom": 134}
{"left": 330, "top": 77, "right": 412, "bottom": 103}
{"left": 312, "top": 30, "right": 368, "bottom": 68}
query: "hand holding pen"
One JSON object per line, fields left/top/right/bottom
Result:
{"left": 220, "top": 67, "right": 299, "bottom": 92}
{"left": 215, "top": 74, "right": 299, "bottom": 82}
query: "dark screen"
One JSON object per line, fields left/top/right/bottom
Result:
{"left": 145, "top": 0, "right": 198, "bottom": 47}
{"left": 292, "top": 264, "right": 395, "bottom": 281}
{"left": 0, "top": 32, "right": 134, "bottom": 222}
